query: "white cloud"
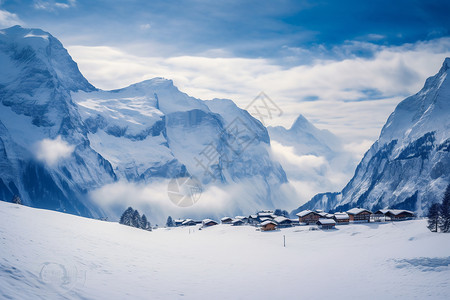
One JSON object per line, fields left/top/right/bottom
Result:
{"left": 35, "top": 136, "right": 75, "bottom": 166}
{"left": 66, "top": 37, "right": 450, "bottom": 151}
{"left": 270, "top": 140, "right": 352, "bottom": 204}
{"left": 140, "top": 23, "right": 151, "bottom": 30}
{"left": 34, "top": 0, "right": 76, "bottom": 11}
{"left": 0, "top": 9, "right": 23, "bottom": 27}
{"left": 270, "top": 141, "right": 328, "bottom": 176}
{"left": 89, "top": 178, "right": 297, "bottom": 224}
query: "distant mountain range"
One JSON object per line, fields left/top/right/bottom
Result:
{"left": 293, "top": 58, "right": 450, "bottom": 216}
{"left": 0, "top": 25, "right": 287, "bottom": 219}
{"left": 1, "top": 25, "right": 448, "bottom": 220}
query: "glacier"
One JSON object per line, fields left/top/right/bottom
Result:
{"left": 0, "top": 25, "right": 289, "bottom": 221}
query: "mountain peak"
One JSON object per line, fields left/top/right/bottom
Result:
{"left": 444, "top": 57, "right": 450, "bottom": 70}
{"left": 0, "top": 26, "right": 95, "bottom": 92}
{"left": 0, "top": 25, "right": 53, "bottom": 47}
{"left": 290, "top": 114, "right": 312, "bottom": 131}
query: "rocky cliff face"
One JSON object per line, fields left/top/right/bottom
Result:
{"left": 0, "top": 26, "right": 287, "bottom": 218}
{"left": 293, "top": 58, "right": 450, "bottom": 216}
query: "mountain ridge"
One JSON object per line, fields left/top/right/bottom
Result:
{"left": 0, "top": 25, "right": 289, "bottom": 221}
{"left": 293, "top": 57, "right": 450, "bottom": 216}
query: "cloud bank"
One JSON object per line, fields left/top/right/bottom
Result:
{"left": 67, "top": 37, "right": 450, "bottom": 156}
{"left": 0, "top": 9, "right": 23, "bottom": 27}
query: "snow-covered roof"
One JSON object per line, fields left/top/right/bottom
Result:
{"left": 221, "top": 217, "right": 232, "bottom": 221}
{"left": 296, "top": 210, "right": 318, "bottom": 217}
{"left": 385, "top": 209, "right": 415, "bottom": 216}
{"left": 333, "top": 212, "right": 349, "bottom": 220}
{"left": 249, "top": 214, "right": 258, "bottom": 219}
{"left": 258, "top": 212, "right": 273, "bottom": 217}
{"left": 202, "top": 219, "right": 218, "bottom": 225}
{"left": 259, "top": 217, "right": 271, "bottom": 222}
{"left": 375, "top": 209, "right": 413, "bottom": 215}
{"left": 232, "top": 219, "right": 244, "bottom": 224}
{"left": 273, "top": 216, "right": 290, "bottom": 223}
{"left": 261, "top": 220, "right": 277, "bottom": 226}
{"left": 235, "top": 216, "right": 247, "bottom": 220}
{"left": 182, "top": 219, "right": 195, "bottom": 225}
{"left": 347, "top": 208, "right": 372, "bottom": 215}
{"left": 317, "top": 218, "right": 336, "bottom": 225}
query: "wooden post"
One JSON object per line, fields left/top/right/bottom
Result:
{"left": 283, "top": 235, "right": 286, "bottom": 247}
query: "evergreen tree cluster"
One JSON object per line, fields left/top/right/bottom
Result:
{"left": 427, "top": 184, "right": 450, "bottom": 233}
{"left": 119, "top": 207, "right": 152, "bottom": 231}
{"left": 11, "top": 195, "right": 21, "bottom": 205}
{"left": 274, "top": 209, "right": 290, "bottom": 218}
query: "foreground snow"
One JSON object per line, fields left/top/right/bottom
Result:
{"left": 1, "top": 201, "right": 449, "bottom": 299}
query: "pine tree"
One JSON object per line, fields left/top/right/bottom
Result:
{"left": 11, "top": 195, "right": 21, "bottom": 205}
{"left": 439, "top": 184, "right": 450, "bottom": 233}
{"left": 427, "top": 203, "right": 441, "bottom": 232}
{"left": 274, "top": 209, "right": 283, "bottom": 216}
{"left": 141, "top": 214, "right": 151, "bottom": 231}
{"left": 132, "top": 209, "right": 141, "bottom": 228}
{"left": 119, "top": 207, "right": 134, "bottom": 226}
{"left": 166, "top": 216, "right": 174, "bottom": 227}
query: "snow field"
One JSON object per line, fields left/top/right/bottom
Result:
{"left": 0, "top": 201, "right": 449, "bottom": 299}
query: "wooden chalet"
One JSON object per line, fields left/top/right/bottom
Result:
{"left": 248, "top": 215, "right": 259, "bottom": 225}
{"left": 234, "top": 216, "right": 249, "bottom": 223}
{"left": 182, "top": 219, "right": 196, "bottom": 226}
{"left": 333, "top": 212, "right": 350, "bottom": 224}
{"left": 174, "top": 219, "right": 184, "bottom": 227}
{"left": 273, "top": 216, "right": 293, "bottom": 228}
{"left": 231, "top": 219, "right": 244, "bottom": 226}
{"left": 202, "top": 219, "right": 218, "bottom": 227}
{"left": 296, "top": 210, "right": 321, "bottom": 224}
{"left": 260, "top": 220, "right": 277, "bottom": 231}
{"left": 221, "top": 217, "right": 233, "bottom": 224}
{"left": 317, "top": 218, "right": 336, "bottom": 229}
{"left": 375, "top": 209, "right": 415, "bottom": 221}
{"left": 346, "top": 208, "right": 372, "bottom": 222}
{"left": 257, "top": 211, "right": 275, "bottom": 222}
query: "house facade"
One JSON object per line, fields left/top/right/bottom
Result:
{"left": 317, "top": 218, "right": 336, "bottom": 229}
{"left": 375, "top": 209, "right": 415, "bottom": 221}
{"left": 260, "top": 220, "right": 277, "bottom": 231}
{"left": 333, "top": 212, "right": 350, "bottom": 224}
{"left": 347, "top": 208, "right": 372, "bottom": 222}
{"left": 296, "top": 210, "right": 321, "bottom": 224}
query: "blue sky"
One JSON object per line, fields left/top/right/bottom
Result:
{"left": 2, "top": 0, "right": 450, "bottom": 59}
{"left": 1, "top": 0, "right": 450, "bottom": 152}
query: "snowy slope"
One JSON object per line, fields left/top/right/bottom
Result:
{"left": 294, "top": 58, "right": 450, "bottom": 216}
{"left": 0, "top": 25, "right": 287, "bottom": 220}
{"left": 1, "top": 201, "right": 450, "bottom": 299}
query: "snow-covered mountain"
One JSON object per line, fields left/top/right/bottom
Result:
{"left": 0, "top": 26, "right": 287, "bottom": 220}
{"left": 293, "top": 58, "right": 450, "bottom": 216}
{"left": 268, "top": 114, "right": 341, "bottom": 158}
{"left": 268, "top": 115, "right": 356, "bottom": 203}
